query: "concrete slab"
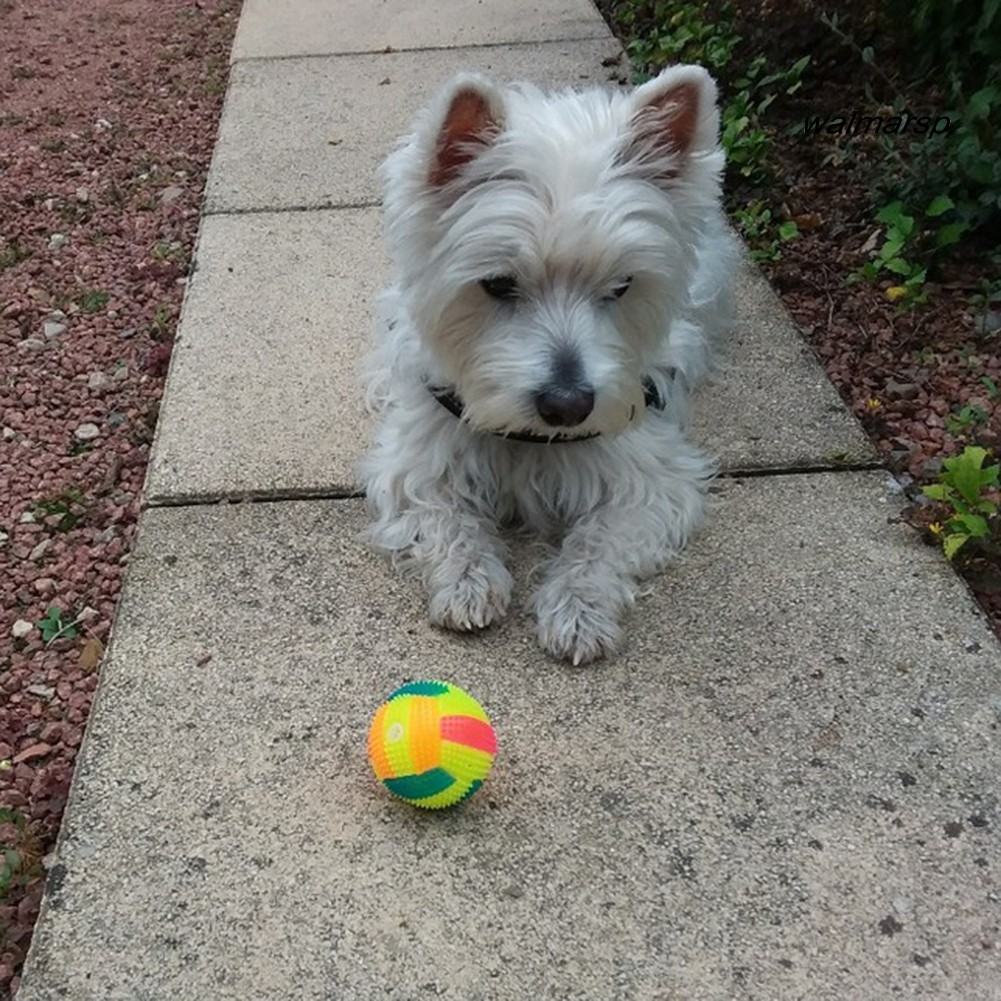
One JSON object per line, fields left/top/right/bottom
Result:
{"left": 697, "top": 259, "right": 874, "bottom": 473}
{"left": 147, "top": 208, "right": 385, "bottom": 503}
{"left": 232, "top": 0, "right": 611, "bottom": 60}
{"left": 204, "top": 40, "right": 623, "bottom": 214}
{"left": 19, "top": 473, "right": 1001, "bottom": 1000}
{"left": 147, "top": 211, "right": 871, "bottom": 504}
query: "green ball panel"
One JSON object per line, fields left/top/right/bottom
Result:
{"left": 382, "top": 767, "right": 455, "bottom": 801}
{"left": 389, "top": 680, "right": 450, "bottom": 699}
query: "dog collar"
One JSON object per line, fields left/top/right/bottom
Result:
{"left": 428, "top": 375, "right": 670, "bottom": 444}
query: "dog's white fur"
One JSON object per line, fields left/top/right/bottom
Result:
{"left": 358, "top": 65, "right": 739, "bottom": 664}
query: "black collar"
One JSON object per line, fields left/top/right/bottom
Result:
{"left": 428, "top": 374, "right": 670, "bottom": 444}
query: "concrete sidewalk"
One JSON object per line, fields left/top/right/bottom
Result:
{"left": 19, "top": 1, "right": 1001, "bottom": 999}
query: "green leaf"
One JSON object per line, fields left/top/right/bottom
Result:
{"left": 943, "top": 533, "right": 970, "bottom": 560}
{"left": 967, "top": 86, "right": 998, "bottom": 120}
{"left": 935, "top": 222, "right": 966, "bottom": 247}
{"left": 955, "top": 513, "right": 990, "bottom": 537}
{"left": 884, "top": 257, "right": 913, "bottom": 275}
{"left": 875, "top": 201, "right": 905, "bottom": 225}
{"left": 921, "top": 483, "right": 953, "bottom": 501}
{"left": 778, "top": 220, "right": 799, "bottom": 241}
{"left": 879, "top": 237, "right": 905, "bottom": 260}
{"left": 926, "top": 195, "right": 955, "bottom": 217}
{"left": 948, "top": 448, "right": 991, "bottom": 505}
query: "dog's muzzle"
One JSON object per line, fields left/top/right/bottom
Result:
{"left": 427, "top": 374, "right": 672, "bottom": 444}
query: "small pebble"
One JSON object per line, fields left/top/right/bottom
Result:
{"left": 74, "top": 422, "right": 100, "bottom": 441}
{"left": 19, "top": 337, "right": 47, "bottom": 351}
{"left": 19, "top": 511, "right": 36, "bottom": 523}
{"left": 87, "top": 371, "right": 111, "bottom": 392}
{"left": 48, "top": 233, "right": 69, "bottom": 250}
{"left": 43, "top": 320, "right": 67, "bottom": 339}
{"left": 12, "top": 620, "right": 34, "bottom": 639}
{"left": 159, "top": 185, "right": 184, "bottom": 204}
{"left": 26, "top": 685, "right": 56, "bottom": 700}
{"left": 75, "top": 186, "right": 90, "bottom": 203}
{"left": 29, "top": 539, "right": 51, "bottom": 561}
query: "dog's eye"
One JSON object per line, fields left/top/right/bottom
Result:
{"left": 480, "top": 276, "right": 519, "bottom": 301}
{"left": 606, "top": 277, "right": 633, "bottom": 301}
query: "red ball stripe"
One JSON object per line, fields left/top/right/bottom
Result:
{"left": 439, "top": 715, "right": 497, "bottom": 754}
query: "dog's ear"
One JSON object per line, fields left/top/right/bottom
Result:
{"left": 625, "top": 65, "right": 720, "bottom": 170}
{"left": 428, "top": 76, "right": 505, "bottom": 188}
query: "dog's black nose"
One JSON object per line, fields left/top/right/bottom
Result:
{"left": 534, "top": 385, "right": 595, "bottom": 427}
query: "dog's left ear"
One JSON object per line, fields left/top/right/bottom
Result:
{"left": 626, "top": 65, "right": 720, "bottom": 165}
{"left": 428, "top": 75, "right": 506, "bottom": 188}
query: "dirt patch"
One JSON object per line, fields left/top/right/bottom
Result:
{"left": 0, "top": 2, "right": 240, "bottom": 995}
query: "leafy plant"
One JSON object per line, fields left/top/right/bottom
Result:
{"left": 854, "top": 199, "right": 952, "bottom": 306}
{"left": 888, "top": 0, "right": 1001, "bottom": 95}
{"left": 733, "top": 201, "right": 798, "bottom": 263}
{"left": 922, "top": 446, "right": 1000, "bottom": 560}
{"left": 823, "top": 5, "right": 1000, "bottom": 268}
{"left": 149, "top": 301, "right": 173, "bottom": 340}
{"left": 78, "top": 288, "right": 109, "bottom": 314}
{"left": 724, "top": 54, "right": 810, "bottom": 183}
{"left": 624, "top": 2, "right": 740, "bottom": 75}
{"left": 0, "top": 238, "right": 30, "bottom": 271}
{"left": 945, "top": 405, "right": 990, "bottom": 436}
{"left": 37, "top": 606, "right": 79, "bottom": 643}
{"left": 0, "top": 809, "right": 43, "bottom": 902}
{"left": 34, "top": 487, "right": 86, "bottom": 532}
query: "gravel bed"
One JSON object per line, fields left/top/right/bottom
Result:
{"left": 0, "top": 2, "right": 240, "bottom": 994}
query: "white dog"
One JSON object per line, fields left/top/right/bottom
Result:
{"left": 358, "top": 65, "right": 738, "bottom": 664}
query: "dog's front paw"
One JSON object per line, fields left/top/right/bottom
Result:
{"left": 533, "top": 583, "right": 621, "bottom": 665}
{"left": 428, "top": 556, "right": 513, "bottom": 632}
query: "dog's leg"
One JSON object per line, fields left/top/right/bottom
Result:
{"left": 531, "top": 464, "right": 708, "bottom": 665}
{"left": 415, "top": 507, "right": 513, "bottom": 631}
{"left": 360, "top": 422, "right": 513, "bottom": 631}
{"left": 365, "top": 501, "right": 513, "bottom": 632}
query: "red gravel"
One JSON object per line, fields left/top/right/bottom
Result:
{"left": 0, "top": 1, "right": 240, "bottom": 995}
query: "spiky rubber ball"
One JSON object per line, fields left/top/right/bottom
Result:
{"left": 367, "top": 680, "right": 497, "bottom": 809}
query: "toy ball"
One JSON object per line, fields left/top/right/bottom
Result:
{"left": 367, "top": 679, "right": 497, "bottom": 809}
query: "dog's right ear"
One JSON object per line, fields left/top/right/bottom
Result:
{"left": 427, "top": 76, "right": 505, "bottom": 188}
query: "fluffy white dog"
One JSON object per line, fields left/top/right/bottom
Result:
{"left": 358, "top": 65, "right": 738, "bottom": 664}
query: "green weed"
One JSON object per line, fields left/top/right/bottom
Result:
{"left": 0, "top": 809, "right": 44, "bottom": 902}
{"left": 922, "top": 446, "right": 1000, "bottom": 560}
{"left": 36, "top": 607, "right": 80, "bottom": 644}
{"left": 78, "top": 289, "right": 109, "bottom": 314}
